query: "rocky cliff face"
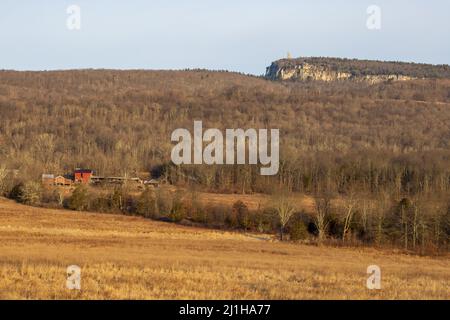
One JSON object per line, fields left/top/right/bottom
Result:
{"left": 265, "top": 58, "right": 416, "bottom": 84}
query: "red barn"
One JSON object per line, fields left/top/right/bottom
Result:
{"left": 74, "top": 169, "right": 93, "bottom": 184}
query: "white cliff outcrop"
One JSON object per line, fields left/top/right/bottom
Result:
{"left": 265, "top": 58, "right": 417, "bottom": 84}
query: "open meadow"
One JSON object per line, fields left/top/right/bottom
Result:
{"left": 0, "top": 197, "right": 448, "bottom": 300}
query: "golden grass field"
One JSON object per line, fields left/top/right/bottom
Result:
{"left": 0, "top": 197, "right": 448, "bottom": 300}
{"left": 197, "top": 191, "right": 315, "bottom": 212}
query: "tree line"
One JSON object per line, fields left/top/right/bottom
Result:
{"left": 4, "top": 180, "right": 449, "bottom": 254}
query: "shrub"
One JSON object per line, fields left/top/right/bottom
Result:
{"left": 9, "top": 181, "right": 42, "bottom": 205}
{"left": 232, "top": 200, "right": 251, "bottom": 229}
{"left": 90, "top": 196, "right": 111, "bottom": 213}
{"left": 289, "top": 212, "right": 313, "bottom": 241}
{"left": 289, "top": 220, "right": 309, "bottom": 241}
{"left": 191, "top": 204, "right": 208, "bottom": 223}
{"left": 109, "top": 186, "right": 129, "bottom": 212}
{"left": 136, "top": 188, "right": 157, "bottom": 218}
{"left": 40, "top": 188, "right": 62, "bottom": 206}
{"left": 19, "top": 181, "right": 42, "bottom": 205}
{"left": 169, "top": 189, "right": 186, "bottom": 222}
{"left": 204, "top": 204, "right": 228, "bottom": 227}
{"left": 253, "top": 208, "right": 277, "bottom": 233}
{"left": 9, "top": 183, "right": 24, "bottom": 202}
{"left": 67, "top": 185, "right": 89, "bottom": 211}
{"left": 155, "top": 187, "right": 173, "bottom": 217}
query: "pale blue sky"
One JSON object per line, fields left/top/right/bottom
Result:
{"left": 0, "top": 0, "right": 449, "bottom": 74}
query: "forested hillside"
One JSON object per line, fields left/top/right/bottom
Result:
{"left": 1, "top": 69, "right": 449, "bottom": 194}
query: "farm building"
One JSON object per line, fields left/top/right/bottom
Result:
{"left": 42, "top": 174, "right": 73, "bottom": 187}
{"left": 91, "top": 176, "right": 143, "bottom": 185}
{"left": 54, "top": 176, "right": 73, "bottom": 186}
{"left": 74, "top": 169, "right": 94, "bottom": 184}
{"left": 41, "top": 168, "right": 154, "bottom": 188}
{"left": 144, "top": 179, "right": 160, "bottom": 188}
{"left": 42, "top": 174, "right": 55, "bottom": 186}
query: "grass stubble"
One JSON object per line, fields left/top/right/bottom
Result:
{"left": 0, "top": 197, "right": 448, "bottom": 300}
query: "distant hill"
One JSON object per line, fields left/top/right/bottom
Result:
{"left": 266, "top": 57, "right": 450, "bottom": 83}
{"left": 0, "top": 68, "right": 449, "bottom": 195}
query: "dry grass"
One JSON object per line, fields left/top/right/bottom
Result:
{"left": 0, "top": 197, "right": 448, "bottom": 300}
{"left": 197, "top": 191, "right": 315, "bottom": 211}
{"left": 79, "top": 184, "right": 315, "bottom": 212}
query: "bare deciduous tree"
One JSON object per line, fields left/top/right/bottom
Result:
{"left": 54, "top": 188, "right": 65, "bottom": 207}
{"left": 314, "top": 193, "right": 332, "bottom": 243}
{"left": 342, "top": 190, "right": 357, "bottom": 242}
{"left": 273, "top": 194, "right": 296, "bottom": 241}
{"left": 34, "top": 134, "right": 56, "bottom": 171}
